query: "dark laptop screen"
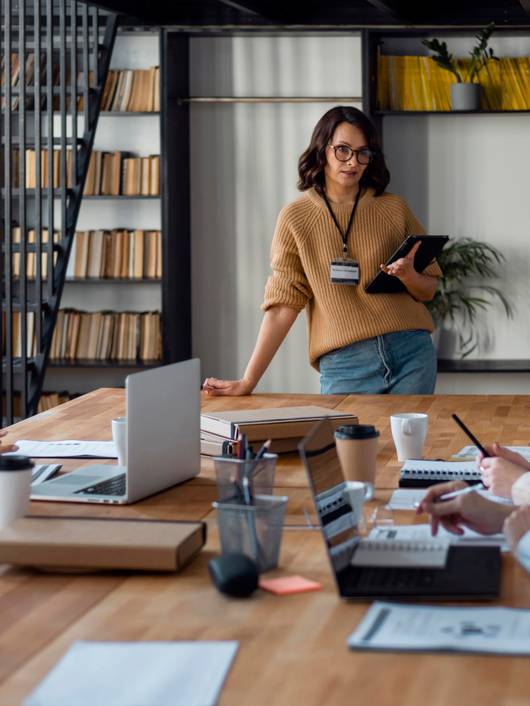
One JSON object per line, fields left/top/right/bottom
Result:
{"left": 298, "top": 419, "right": 360, "bottom": 589}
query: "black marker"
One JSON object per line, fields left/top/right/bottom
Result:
{"left": 451, "top": 414, "right": 490, "bottom": 458}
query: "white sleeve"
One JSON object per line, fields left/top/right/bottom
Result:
{"left": 516, "top": 530, "right": 530, "bottom": 574}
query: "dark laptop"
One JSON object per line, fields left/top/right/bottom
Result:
{"left": 298, "top": 420, "right": 501, "bottom": 601}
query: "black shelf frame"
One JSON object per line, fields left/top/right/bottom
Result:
{"left": 438, "top": 360, "right": 530, "bottom": 374}
{"left": 160, "top": 31, "right": 191, "bottom": 364}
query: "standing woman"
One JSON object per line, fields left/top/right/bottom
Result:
{"left": 204, "top": 106, "right": 441, "bottom": 396}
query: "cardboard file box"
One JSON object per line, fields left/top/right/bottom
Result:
{"left": 0, "top": 516, "right": 206, "bottom": 571}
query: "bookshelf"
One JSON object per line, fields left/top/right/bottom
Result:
{"left": 43, "top": 29, "right": 164, "bottom": 397}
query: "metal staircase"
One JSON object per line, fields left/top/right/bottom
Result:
{"left": 1, "top": 0, "right": 117, "bottom": 424}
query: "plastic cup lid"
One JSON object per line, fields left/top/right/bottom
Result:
{"left": 334, "top": 424, "right": 379, "bottom": 440}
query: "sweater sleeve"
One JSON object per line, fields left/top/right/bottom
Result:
{"left": 512, "top": 472, "right": 530, "bottom": 505}
{"left": 403, "top": 203, "right": 442, "bottom": 278}
{"left": 261, "top": 207, "right": 313, "bottom": 312}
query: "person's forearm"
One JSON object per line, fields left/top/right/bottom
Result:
{"left": 399, "top": 271, "right": 438, "bottom": 302}
{"left": 242, "top": 306, "right": 299, "bottom": 389}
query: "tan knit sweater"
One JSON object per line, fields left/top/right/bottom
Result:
{"left": 262, "top": 187, "right": 442, "bottom": 370}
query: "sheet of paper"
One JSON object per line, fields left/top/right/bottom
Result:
{"left": 387, "top": 488, "right": 427, "bottom": 510}
{"left": 7, "top": 440, "right": 117, "bottom": 458}
{"left": 348, "top": 602, "right": 530, "bottom": 654}
{"left": 24, "top": 640, "right": 239, "bottom": 706}
{"left": 368, "top": 524, "right": 507, "bottom": 549}
{"left": 453, "top": 445, "right": 530, "bottom": 460}
{"left": 387, "top": 487, "right": 513, "bottom": 511}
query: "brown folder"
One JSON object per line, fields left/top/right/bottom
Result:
{"left": 0, "top": 516, "right": 206, "bottom": 572}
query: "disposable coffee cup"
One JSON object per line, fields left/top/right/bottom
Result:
{"left": 0, "top": 455, "right": 34, "bottom": 529}
{"left": 334, "top": 424, "right": 379, "bottom": 500}
{"left": 390, "top": 413, "right": 428, "bottom": 462}
{"left": 111, "top": 417, "right": 127, "bottom": 467}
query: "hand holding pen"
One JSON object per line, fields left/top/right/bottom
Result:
{"left": 417, "top": 480, "right": 511, "bottom": 538}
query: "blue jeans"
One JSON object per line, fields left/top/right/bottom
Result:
{"left": 319, "top": 330, "right": 437, "bottom": 395}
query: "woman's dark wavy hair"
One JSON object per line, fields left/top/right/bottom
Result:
{"left": 297, "top": 106, "right": 390, "bottom": 196}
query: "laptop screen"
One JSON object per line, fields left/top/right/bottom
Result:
{"left": 298, "top": 419, "right": 361, "bottom": 591}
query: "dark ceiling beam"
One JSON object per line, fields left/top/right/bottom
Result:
{"left": 517, "top": 0, "right": 530, "bottom": 16}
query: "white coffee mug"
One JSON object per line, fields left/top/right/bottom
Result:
{"left": 343, "top": 480, "right": 368, "bottom": 528}
{"left": 111, "top": 417, "right": 128, "bottom": 467}
{"left": 390, "top": 413, "right": 428, "bottom": 462}
{"left": 0, "top": 455, "right": 33, "bottom": 529}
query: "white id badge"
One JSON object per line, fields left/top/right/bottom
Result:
{"left": 330, "top": 258, "right": 360, "bottom": 285}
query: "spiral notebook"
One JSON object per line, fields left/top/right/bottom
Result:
{"left": 351, "top": 538, "right": 449, "bottom": 568}
{"left": 399, "top": 460, "right": 482, "bottom": 488}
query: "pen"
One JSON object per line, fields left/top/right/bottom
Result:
{"left": 253, "top": 439, "right": 271, "bottom": 462}
{"left": 451, "top": 414, "right": 490, "bottom": 458}
{"left": 436, "top": 482, "right": 486, "bottom": 502}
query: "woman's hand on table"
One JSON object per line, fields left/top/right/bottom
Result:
{"left": 0, "top": 430, "right": 18, "bottom": 454}
{"left": 202, "top": 377, "right": 254, "bottom": 397}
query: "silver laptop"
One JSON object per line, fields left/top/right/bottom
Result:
{"left": 31, "top": 359, "right": 200, "bottom": 505}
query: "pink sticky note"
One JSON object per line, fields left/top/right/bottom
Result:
{"left": 259, "top": 575, "right": 322, "bottom": 595}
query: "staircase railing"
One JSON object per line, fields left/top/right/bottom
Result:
{"left": 1, "top": 0, "right": 117, "bottom": 424}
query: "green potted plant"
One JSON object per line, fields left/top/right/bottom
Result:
{"left": 427, "top": 238, "right": 513, "bottom": 358}
{"left": 422, "top": 24, "right": 499, "bottom": 111}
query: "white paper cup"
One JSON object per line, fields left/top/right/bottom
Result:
{"left": 111, "top": 417, "right": 128, "bottom": 467}
{"left": 0, "top": 455, "right": 34, "bottom": 529}
{"left": 390, "top": 413, "right": 428, "bottom": 462}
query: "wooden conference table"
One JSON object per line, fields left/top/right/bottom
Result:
{"left": 2, "top": 390, "right": 530, "bottom": 706}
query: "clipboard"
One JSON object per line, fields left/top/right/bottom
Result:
{"left": 365, "top": 234, "right": 449, "bottom": 294}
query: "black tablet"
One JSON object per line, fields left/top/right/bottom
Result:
{"left": 364, "top": 235, "right": 449, "bottom": 294}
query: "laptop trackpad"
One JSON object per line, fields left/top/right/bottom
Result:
{"left": 56, "top": 474, "right": 102, "bottom": 486}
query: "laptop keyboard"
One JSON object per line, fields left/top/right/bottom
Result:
{"left": 352, "top": 567, "right": 436, "bottom": 590}
{"left": 76, "top": 473, "right": 126, "bottom": 496}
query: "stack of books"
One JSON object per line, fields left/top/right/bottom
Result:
{"left": 200, "top": 406, "right": 358, "bottom": 456}
{"left": 100, "top": 67, "right": 160, "bottom": 112}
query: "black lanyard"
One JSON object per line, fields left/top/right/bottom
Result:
{"left": 322, "top": 187, "right": 363, "bottom": 257}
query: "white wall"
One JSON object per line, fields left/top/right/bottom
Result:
{"left": 190, "top": 35, "right": 362, "bottom": 393}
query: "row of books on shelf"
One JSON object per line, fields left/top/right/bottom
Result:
{"left": 16, "top": 149, "right": 161, "bottom": 196}
{"left": 377, "top": 55, "right": 530, "bottom": 111}
{"left": 10, "top": 227, "right": 59, "bottom": 278}
{"left": 101, "top": 68, "right": 160, "bottom": 112}
{"left": 50, "top": 309, "right": 162, "bottom": 362}
{"left": 3, "top": 309, "right": 162, "bottom": 362}
{"left": 0, "top": 51, "right": 82, "bottom": 111}
{"left": 38, "top": 392, "right": 74, "bottom": 412}
{"left": 8, "top": 227, "right": 161, "bottom": 280}
{"left": 2, "top": 391, "right": 74, "bottom": 417}
{"left": 68, "top": 229, "right": 162, "bottom": 280}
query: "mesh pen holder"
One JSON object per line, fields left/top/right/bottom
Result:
{"left": 213, "top": 453, "right": 278, "bottom": 503}
{"left": 213, "top": 494, "right": 288, "bottom": 573}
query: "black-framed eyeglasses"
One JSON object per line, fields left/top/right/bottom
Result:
{"left": 328, "top": 144, "right": 375, "bottom": 165}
